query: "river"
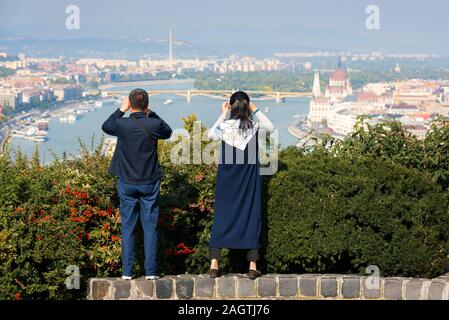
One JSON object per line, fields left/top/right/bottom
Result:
{"left": 9, "top": 80, "right": 310, "bottom": 163}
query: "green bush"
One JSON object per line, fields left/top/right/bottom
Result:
{"left": 0, "top": 117, "right": 217, "bottom": 300}
{"left": 2, "top": 115, "right": 449, "bottom": 300}
{"left": 265, "top": 148, "right": 449, "bottom": 278}
{"left": 330, "top": 117, "right": 449, "bottom": 190}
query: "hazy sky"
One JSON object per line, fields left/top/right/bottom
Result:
{"left": 0, "top": 0, "right": 448, "bottom": 52}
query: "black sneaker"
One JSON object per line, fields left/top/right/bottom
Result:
{"left": 210, "top": 269, "right": 221, "bottom": 278}
{"left": 247, "top": 269, "right": 262, "bottom": 280}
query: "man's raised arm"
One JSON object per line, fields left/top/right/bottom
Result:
{"left": 101, "top": 97, "right": 130, "bottom": 136}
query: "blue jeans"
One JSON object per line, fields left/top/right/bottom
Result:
{"left": 117, "top": 178, "right": 160, "bottom": 277}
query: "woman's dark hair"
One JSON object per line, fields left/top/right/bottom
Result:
{"left": 129, "top": 88, "right": 149, "bottom": 110}
{"left": 230, "top": 91, "right": 253, "bottom": 132}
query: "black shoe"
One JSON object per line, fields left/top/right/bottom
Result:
{"left": 210, "top": 269, "right": 221, "bottom": 278}
{"left": 247, "top": 269, "right": 262, "bottom": 280}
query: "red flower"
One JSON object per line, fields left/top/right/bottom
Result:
{"left": 81, "top": 193, "right": 88, "bottom": 199}
{"left": 71, "top": 208, "right": 77, "bottom": 214}
{"left": 111, "top": 235, "right": 120, "bottom": 242}
{"left": 106, "top": 207, "right": 113, "bottom": 216}
{"left": 195, "top": 174, "right": 205, "bottom": 181}
{"left": 40, "top": 215, "right": 50, "bottom": 222}
{"left": 39, "top": 209, "right": 45, "bottom": 215}
{"left": 15, "top": 292, "right": 21, "bottom": 300}
{"left": 165, "top": 243, "right": 196, "bottom": 256}
{"left": 70, "top": 217, "right": 86, "bottom": 223}
{"left": 65, "top": 186, "right": 71, "bottom": 194}
{"left": 87, "top": 233, "right": 91, "bottom": 241}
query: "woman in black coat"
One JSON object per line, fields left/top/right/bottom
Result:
{"left": 207, "top": 91, "right": 274, "bottom": 279}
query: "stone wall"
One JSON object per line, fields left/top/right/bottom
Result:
{"left": 89, "top": 273, "right": 449, "bottom": 300}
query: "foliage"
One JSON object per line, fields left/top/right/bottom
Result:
{"left": 0, "top": 66, "right": 15, "bottom": 78}
{"left": 194, "top": 71, "right": 314, "bottom": 92}
{"left": 157, "top": 115, "right": 217, "bottom": 274}
{"left": 1, "top": 115, "right": 449, "bottom": 299}
{"left": 329, "top": 117, "right": 449, "bottom": 190}
{"left": 194, "top": 60, "right": 449, "bottom": 92}
{"left": 51, "top": 77, "right": 76, "bottom": 85}
{"left": 265, "top": 148, "right": 449, "bottom": 278}
{"left": 0, "top": 143, "right": 121, "bottom": 300}
{"left": 0, "top": 116, "right": 217, "bottom": 299}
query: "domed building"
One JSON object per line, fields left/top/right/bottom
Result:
{"left": 325, "top": 66, "right": 352, "bottom": 103}
{"left": 308, "top": 59, "right": 353, "bottom": 125}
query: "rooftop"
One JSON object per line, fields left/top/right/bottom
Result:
{"left": 330, "top": 69, "right": 348, "bottom": 82}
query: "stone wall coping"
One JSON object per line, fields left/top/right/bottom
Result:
{"left": 88, "top": 273, "right": 449, "bottom": 300}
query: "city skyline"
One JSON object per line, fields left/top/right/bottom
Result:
{"left": 0, "top": 0, "right": 448, "bottom": 55}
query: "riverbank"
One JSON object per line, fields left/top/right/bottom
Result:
{"left": 2, "top": 96, "right": 113, "bottom": 157}
{"left": 99, "top": 78, "right": 194, "bottom": 90}
{"left": 0, "top": 130, "right": 10, "bottom": 154}
{"left": 288, "top": 126, "right": 305, "bottom": 139}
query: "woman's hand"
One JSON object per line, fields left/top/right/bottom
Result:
{"left": 249, "top": 102, "right": 257, "bottom": 113}
{"left": 221, "top": 102, "right": 231, "bottom": 115}
{"left": 120, "top": 97, "right": 131, "bottom": 112}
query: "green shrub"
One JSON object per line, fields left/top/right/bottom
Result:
{"left": 265, "top": 148, "right": 449, "bottom": 278}
{"left": 331, "top": 117, "right": 449, "bottom": 190}
{"left": 0, "top": 145, "right": 122, "bottom": 300}
{"left": 0, "top": 117, "right": 217, "bottom": 300}
{"left": 2, "top": 115, "right": 449, "bottom": 300}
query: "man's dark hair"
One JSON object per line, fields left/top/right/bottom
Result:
{"left": 129, "top": 88, "right": 149, "bottom": 110}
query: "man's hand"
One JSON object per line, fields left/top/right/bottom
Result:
{"left": 120, "top": 97, "right": 131, "bottom": 112}
{"left": 221, "top": 102, "right": 231, "bottom": 115}
{"left": 249, "top": 102, "right": 257, "bottom": 113}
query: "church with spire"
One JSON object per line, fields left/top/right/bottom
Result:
{"left": 308, "top": 58, "right": 353, "bottom": 124}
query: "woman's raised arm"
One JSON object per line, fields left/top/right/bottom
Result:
{"left": 250, "top": 103, "right": 274, "bottom": 132}
{"left": 207, "top": 102, "right": 231, "bottom": 140}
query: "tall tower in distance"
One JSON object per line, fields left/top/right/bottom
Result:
{"left": 168, "top": 28, "right": 173, "bottom": 64}
{"left": 312, "top": 71, "right": 321, "bottom": 98}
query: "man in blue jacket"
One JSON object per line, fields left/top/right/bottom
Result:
{"left": 102, "top": 88, "right": 172, "bottom": 280}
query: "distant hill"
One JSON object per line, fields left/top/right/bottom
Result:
{"left": 0, "top": 37, "right": 203, "bottom": 59}
{"left": 0, "top": 24, "right": 441, "bottom": 59}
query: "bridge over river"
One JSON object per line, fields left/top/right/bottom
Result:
{"left": 104, "top": 89, "right": 311, "bottom": 102}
